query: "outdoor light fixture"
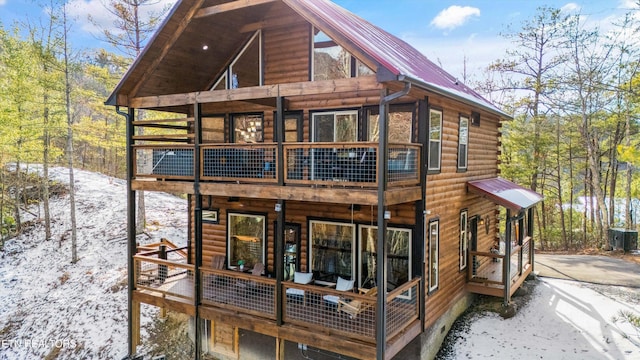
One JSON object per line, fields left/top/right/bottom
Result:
{"left": 275, "top": 204, "right": 282, "bottom": 212}
{"left": 384, "top": 210, "right": 391, "bottom": 220}
{"left": 202, "top": 45, "right": 209, "bottom": 50}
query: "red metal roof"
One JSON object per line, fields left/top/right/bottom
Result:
{"left": 467, "top": 177, "right": 543, "bottom": 212}
{"left": 284, "top": 0, "right": 510, "bottom": 118}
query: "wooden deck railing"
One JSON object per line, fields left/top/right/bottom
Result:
{"left": 134, "top": 255, "right": 194, "bottom": 301}
{"left": 135, "top": 249, "right": 420, "bottom": 344}
{"left": 132, "top": 142, "right": 421, "bottom": 188}
{"left": 467, "top": 237, "right": 533, "bottom": 296}
{"left": 200, "top": 267, "right": 277, "bottom": 319}
{"left": 386, "top": 278, "right": 420, "bottom": 340}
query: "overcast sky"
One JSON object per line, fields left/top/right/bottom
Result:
{"left": 0, "top": 0, "right": 638, "bottom": 80}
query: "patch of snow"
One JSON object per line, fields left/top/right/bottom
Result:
{"left": 0, "top": 167, "right": 187, "bottom": 359}
{"left": 446, "top": 278, "right": 640, "bottom": 359}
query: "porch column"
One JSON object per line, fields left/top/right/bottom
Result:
{"left": 528, "top": 207, "right": 535, "bottom": 273}
{"left": 275, "top": 95, "right": 285, "bottom": 325}
{"left": 124, "top": 106, "right": 137, "bottom": 356}
{"left": 376, "top": 89, "right": 390, "bottom": 360}
{"left": 193, "top": 102, "right": 203, "bottom": 360}
{"left": 503, "top": 209, "right": 512, "bottom": 306}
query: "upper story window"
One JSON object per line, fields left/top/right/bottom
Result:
{"left": 457, "top": 115, "right": 469, "bottom": 170}
{"left": 211, "top": 30, "right": 262, "bottom": 90}
{"left": 428, "top": 109, "right": 443, "bottom": 172}
{"left": 311, "top": 110, "right": 358, "bottom": 142}
{"left": 312, "top": 28, "right": 373, "bottom": 81}
{"left": 366, "top": 104, "right": 414, "bottom": 143}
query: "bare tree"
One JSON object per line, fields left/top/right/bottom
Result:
{"left": 62, "top": 3, "right": 79, "bottom": 263}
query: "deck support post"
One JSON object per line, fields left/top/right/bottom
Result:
{"left": 194, "top": 102, "right": 203, "bottom": 360}
{"left": 275, "top": 337, "right": 285, "bottom": 360}
{"left": 528, "top": 208, "right": 535, "bottom": 273}
{"left": 120, "top": 105, "right": 138, "bottom": 357}
{"left": 275, "top": 94, "right": 285, "bottom": 325}
{"left": 503, "top": 209, "right": 512, "bottom": 306}
{"left": 376, "top": 82, "right": 411, "bottom": 360}
{"left": 376, "top": 88, "right": 390, "bottom": 360}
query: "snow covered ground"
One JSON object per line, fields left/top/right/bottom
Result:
{"left": 442, "top": 278, "right": 640, "bottom": 359}
{"left": 1, "top": 167, "right": 639, "bottom": 359}
{"left": 0, "top": 167, "right": 188, "bottom": 360}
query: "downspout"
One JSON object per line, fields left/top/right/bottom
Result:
{"left": 376, "top": 81, "right": 411, "bottom": 360}
{"left": 116, "top": 105, "right": 136, "bottom": 358}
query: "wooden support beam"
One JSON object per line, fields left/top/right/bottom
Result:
{"left": 131, "top": 300, "right": 141, "bottom": 354}
{"left": 130, "top": 76, "right": 381, "bottom": 109}
{"left": 195, "top": 0, "right": 277, "bottom": 18}
{"left": 240, "top": 15, "right": 307, "bottom": 33}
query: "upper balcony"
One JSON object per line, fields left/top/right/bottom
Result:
{"left": 132, "top": 142, "right": 422, "bottom": 205}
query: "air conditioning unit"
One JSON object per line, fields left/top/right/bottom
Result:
{"left": 608, "top": 228, "right": 638, "bottom": 252}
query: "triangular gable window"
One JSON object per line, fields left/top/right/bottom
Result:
{"left": 312, "top": 28, "right": 373, "bottom": 81}
{"left": 211, "top": 30, "right": 262, "bottom": 90}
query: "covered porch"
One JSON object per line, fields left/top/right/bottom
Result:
{"left": 132, "top": 245, "right": 422, "bottom": 359}
{"left": 465, "top": 177, "right": 543, "bottom": 305}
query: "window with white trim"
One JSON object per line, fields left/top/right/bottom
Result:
{"left": 311, "top": 110, "right": 358, "bottom": 142}
{"left": 428, "top": 109, "right": 442, "bottom": 171}
{"left": 227, "top": 213, "right": 265, "bottom": 269}
{"left": 428, "top": 219, "right": 439, "bottom": 292}
{"left": 460, "top": 210, "right": 468, "bottom": 270}
{"left": 458, "top": 115, "right": 469, "bottom": 170}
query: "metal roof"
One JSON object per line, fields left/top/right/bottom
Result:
{"left": 106, "top": 0, "right": 511, "bottom": 119}
{"left": 467, "top": 177, "right": 543, "bottom": 213}
{"left": 284, "top": 0, "right": 511, "bottom": 119}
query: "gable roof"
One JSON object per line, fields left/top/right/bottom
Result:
{"left": 283, "top": 0, "right": 509, "bottom": 118}
{"left": 107, "top": 0, "right": 510, "bottom": 119}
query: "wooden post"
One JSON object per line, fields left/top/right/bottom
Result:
{"left": 194, "top": 102, "right": 203, "bottom": 360}
{"left": 503, "top": 209, "right": 512, "bottom": 306}
{"left": 131, "top": 300, "right": 141, "bottom": 353}
{"left": 275, "top": 95, "right": 285, "bottom": 325}
{"left": 275, "top": 337, "right": 285, "bottom": 360}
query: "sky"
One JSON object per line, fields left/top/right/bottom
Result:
{"left": 0, "top": 0, "right": 638, "bottom": 80}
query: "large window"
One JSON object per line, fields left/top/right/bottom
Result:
{"left": 312, "top": 28, "right": 373, "bottom": 81}
{"left": 312, "top": 111, "right": 358, "bottom": 143}
{"left": 428, "top": 219, "right": 439, "bottom": 292}
{"left": 211, "top": 30, "right": 262, "bottom": 90}
{"left": 366, "top": 104, "right": 414, "bottom": 143}
{"left": 232, "top": 114, "right": 263, "bottom": 143}
{"left": 428, "top": 109, "right": 442, "bottom": 171}
{"left": 459, "top": 210, "right": 468, "bottom": 271}
{"left": 359, "top": 225, "right": 411, "bottom": 291}
{"left": 309, "top": 220, "right": 355, "bottom": 282}
{"left": 227, "top": 213, "right": 266, "bottom": 269}
{"left": 458, "top": 115, "right": 469, "bottom": 170}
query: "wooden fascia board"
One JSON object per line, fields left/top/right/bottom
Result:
{"left": 128, "top": 0, "right": 206, "bottom": 101}
{"left": 195, "top": 0, "right": 278, "bottom": 18}
{"left": 130, "top": 76, "right": 381, "bottom": 108}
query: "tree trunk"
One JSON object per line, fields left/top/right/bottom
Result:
{"left": 63, "top": 5, "right": 78, "bottom": 263}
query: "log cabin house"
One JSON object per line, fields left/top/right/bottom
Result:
{"left": 106, "top": 0, "right": 543, "bottom": 359}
